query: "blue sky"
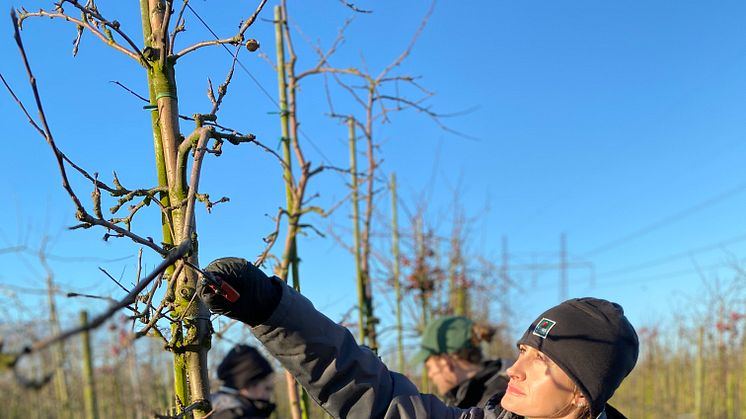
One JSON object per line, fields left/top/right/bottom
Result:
{"left": 2, "top": 0, "right": 746, "bottom": 356}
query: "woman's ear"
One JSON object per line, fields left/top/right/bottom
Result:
{"left": 573, "top": 393, "right": 588, "bottom": 409}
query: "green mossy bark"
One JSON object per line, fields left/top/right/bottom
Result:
{"left": 140, "top": 2, "right": 210, "bottom": 417}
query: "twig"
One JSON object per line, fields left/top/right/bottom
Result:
{"left": 377, "top": 95, "right": 479, "bottom": 141}
{"left": 154, "top": 399, "right": 210, "bottom": 419}
{"left": 375, "top": 1, "right": 434, "bottom": 81}
{"left": 60, "top": 0, "right": 149, "bottom": 65}
{"left": 180, "top": 127, "right": 212, "bottom": 243}
{"left": 195, "top": 193, "right": 229, "bottom": 213}
{"left": 330, "top": 72, "right": 367, "bottom": 108}
{"left": 141, "top": 269, "right": 165, "bottom": 324}
{"left": 8, "top": 11, "right": 167, "bottom": 255}
{"left": 135, "top": 300, "right": 168, "bottom": 339}
{"left": 66, "top": 292, "right": 118, "bottom": 304}
{"left": 255, "top": 208, "right": 284, "bottom": 266}
{"left": 208, "top": 49, "right": 240, "bottom": 116}
{"left": 169, "top": 0, "right": 190, "bottom": 54}
{"left": 173, "top": 0, "right": 268, "bottom": 60}
{"left": 327, "top": 191, "right": 355, "bottom": 218}
{"left": 0, "top": 72, "right": 45, "bottom": 139}
{"left": 99, "top": 267, "right": 129, "bottom": 293}
{"left": 295, "top": 17, "right": 353, "bottom": 81}
{"left": 159, "top": 0, "right": 175, "bottom": 65}
{"left": 337, "top": 0, "right": 372, "bottom": 13}
{"left": 132, "top": 248, "right": 144, "bottom": 329}
{"left": 211, "top": 131, "right": 290, "bottom": 173}
{"left": 11, "top": 9, "right": 85, "bottom": 215}
{"left": 110, "top": 186, "right": 167, "bottom": 214}
{"left": 17, "top": 9, "right": 141, "bottom": 63}
{"left": 109, "top": 80, "right": 149, "bottom": 103}
{"left": 297, "top": 223, "right": 326, "bottom": 238}
{"left": 12, "top": 240, "right": 191, "bottom": 367}
{"left": 71, "top": 20, "right": 83, "bottom": 57}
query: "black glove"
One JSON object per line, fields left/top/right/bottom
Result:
{"left": 198, "top": 257, "right": 283, "bottom": 326}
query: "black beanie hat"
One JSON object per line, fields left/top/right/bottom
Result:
{"left": 217, "top": 345, "right": 274, "bottom": 390}
{"left": 517, "top": 298, "right": 639, "bottom": 416}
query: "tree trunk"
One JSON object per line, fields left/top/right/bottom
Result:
{"left": 390, "top": 173, "right": 404, "bottom": 372}
{"left": 274, "top": 6, "right": 305, "bottom": 419}
{"left": 361, "top": 91, "right": 378, "bottom": 352}
{"left": 140, "top": 2, "right": 211, "bottom": 416}
{"left": 44, "top": 254, "right": 70, "bottom": 419}
{"left": 81, "top": 311, "right": 99, "bottom": 419}
{"left": 349, "top": 117, "right": 367, "bottom": 344}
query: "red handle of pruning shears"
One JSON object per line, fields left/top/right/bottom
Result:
{"left": 201, "top": 272, "right": 240, "bottom": 303}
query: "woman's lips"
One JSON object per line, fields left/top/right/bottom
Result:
{"left": 506, "top": 383, "right": 525, "bottom": 396}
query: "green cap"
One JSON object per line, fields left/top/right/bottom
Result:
{"left": 411, "top": 316, "right": 474, "bottom": 364}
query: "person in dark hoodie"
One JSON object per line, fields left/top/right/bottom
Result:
{"left": 413, "top": 315, "right": 510, "bottom": 409}
{"left": 198, "top": 257, "right": 639, "bottom": 419}
{"left": 210, "top": 344, "right": 276, "bottom": 419}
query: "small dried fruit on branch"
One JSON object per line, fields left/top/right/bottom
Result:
{"left": 245, "top": 39, "right": 260, "bottom": 52}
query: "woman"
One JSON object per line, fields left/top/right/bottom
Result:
{"left": 413, "top": 315, "right": 510, "bottom": 408}
{"left": 210, "top": 344, "right": 276, "bottom": 419}
{"left": 199, "top": 257, "right": 638, "bottom": 419}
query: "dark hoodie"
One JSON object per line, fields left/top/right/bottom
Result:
{"left": 443, "top": 359, "right": 510, "bottom": 409}
{"left": 209, "top": 387, "right": 275, "bottom": 419}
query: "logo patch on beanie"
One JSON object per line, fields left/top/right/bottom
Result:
{"left": 532, "top": 318, "right": 556, "bottom": 339}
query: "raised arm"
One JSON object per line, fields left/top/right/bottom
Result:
{"left": 198, "top": 257, "right": 483, "bottom": 419}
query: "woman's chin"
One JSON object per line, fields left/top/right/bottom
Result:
{"left": 500, "top": 394, "right": 524, "bottom": 415}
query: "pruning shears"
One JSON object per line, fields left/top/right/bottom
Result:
{"left": 200, "top": 271, "right": 241, "bottom": 303}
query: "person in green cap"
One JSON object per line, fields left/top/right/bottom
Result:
{"left": 413, "top": 315, "right": 511, "bottom": 409}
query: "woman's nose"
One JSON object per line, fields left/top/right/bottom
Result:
{"left": 506, "top": 358, "right": 525, "bottom": 381}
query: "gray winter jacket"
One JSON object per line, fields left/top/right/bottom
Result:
{"left": 252, "top": 283, "right": 613, "bottom": 419}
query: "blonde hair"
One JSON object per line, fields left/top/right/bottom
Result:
{"left": 577, "top": 405, "right": 592, "bottom": 419}
{"left": 573, "top": 386, "right": 592, "bottom": 419}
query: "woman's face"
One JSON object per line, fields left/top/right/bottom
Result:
{"left": 424, "top": 355, "right": 460, "bottom": 395}
{"left": 240, "top": 373, "right": 275, "bottom": 401}
{"left": 500, "top": 345, "right": 584, "bottom": 419}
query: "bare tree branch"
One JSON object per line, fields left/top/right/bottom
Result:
{"left": 17, "top": 6, "right": 143, "bottom": 64}
{"left": 294, "top": 17, "right": 353, "bottom": 81}
{"left": 375, "top": 1, "right": 434, "bottom": 81}
{"left": 10, "top": 239, "right": 190, "bottom": 369}
{"left": 172, "top": 0, "right": 268, "bottom": 60}
{"left": 169, "top": 0, "right": 190, "bottom": 54}
{"left": 8, "top": 9, "right": 167, "bottom": 255}
{"left": 109, "top": 80, "right": 149, "bottom": 102}
{"left": 60, "top": 0, "right": 148, "bottom": 64}
{"left": 337, "top": 0, "right": 372, "bottom": 14}
{"left": 181, "top": 127, "right": 213, "bottom": 241}
{"left": 208, "top": 50, "right": 240, "bottom": 116}
{"left": 98, "top": 267, "right": 129, "bottom": 294}
{"left": 330, "top": 72, "right": 367, "bottom": 108}
{"left": 160, "top": 0, "right": 175, "bottom": 62}
{"left": 254, "top": 207, "right": 289, "bottom": 269}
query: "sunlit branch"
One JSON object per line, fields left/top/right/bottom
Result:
{"left": 172, "top": 0, "right": 268, "bottom": 60}
{"left": 17, "top": 9, "right": 141, "bottom": 63}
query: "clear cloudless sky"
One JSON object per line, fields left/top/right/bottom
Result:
{"left": 2, "top": 0, "right": 746, "bottom": 353}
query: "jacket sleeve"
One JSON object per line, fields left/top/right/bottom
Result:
{"left": 251, "top": 283, "right": 484, "bottom": 419}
